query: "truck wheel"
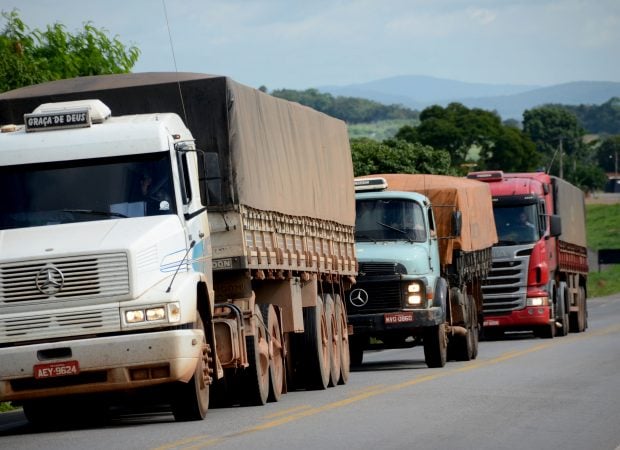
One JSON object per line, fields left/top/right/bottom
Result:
{"left": 172, "top": 313, "right": 210, "bottom": 421}
{"left": 424, "top": 323, "right": 447, "bottom": 368}
{"left": 260, "top": 304, "right": 284, "bottom": 402}
{"left": 324, "top": 294, "right": 341, "bottom": 387}
{"left": 240, "top": 304, "right": 270, "bottom": 406}
{"left": 470, "top": 298, "right": 479, "bottom": 359}
{"left": 556, "top": 285, "right": 570, "bottom": 337}
{"left": 451, "top": 295, "right": 476, "bottom": 361}
{"left": 334, "top": 294, "right": 350, "bottom": 384}
{"left": 302, "top": 297, "right": 331, "bottom": 390}
{"left": 570, "top": 286, "right": 587, "bottom": 333}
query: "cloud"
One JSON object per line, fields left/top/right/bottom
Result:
{"left": 468, "top": 8, "right": 496, "bottom": 25}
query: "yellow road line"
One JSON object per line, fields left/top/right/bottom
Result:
{"left": 155, "top": 323, "right": 620, "bottom": 450}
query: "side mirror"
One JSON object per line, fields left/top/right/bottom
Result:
{"left": 451, "top": 211, "right": 462, "bottom": 237}
{"left": 197, "top": 151, "right": 222, "bottom": 206}
{"left": 549, "top": 215, "right": 561, "bottom": 237}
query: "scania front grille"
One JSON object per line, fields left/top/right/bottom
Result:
{"left": 0, "top": 253, "right": 130, "bottom": 304}
{"left": 481, "top": 247, "right": 530, "bottom": 313}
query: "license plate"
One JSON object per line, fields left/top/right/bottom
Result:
{"left": 34, "top": 360, "right": 80, "bottom": 379}
{"left": 484, "top": 319, "right": 500, "bottom": 326}
{"left": 385, "top": 312, "right": 414, "bottom": 324}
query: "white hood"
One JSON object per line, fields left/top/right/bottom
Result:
{"left": 0, "top": 216, "right": 188, "bottom": 298}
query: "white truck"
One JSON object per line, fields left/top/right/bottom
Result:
{"left": 0, "top": 73, "right": 356, "bottom": 425}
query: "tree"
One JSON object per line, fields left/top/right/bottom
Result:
{"left": 350, "top": 138, "right": 453, "bottom": 177}
{"left": 597, "top": 135, "right": 620, "bottom": 174}
{"left": 522, "top": 105, "right": 607, "bottom": 191}
{"left": 563, "top": 97, "right": 620, "bottom": 134}
{"left": 396, "top": 102, "right": 539, "bottom": 173}
{"left": 522, "top": 106, "right": 585, "bottom": 169}
{"left": 0, "top": 9, "right": 140, "bottom": 93}
{"left": 484, "top": 126, "right": 541, "bottom": 172}
{"left": 271, "top": 88, "right": 418, "bottom": 124}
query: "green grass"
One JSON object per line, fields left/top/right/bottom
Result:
{"left": 0, "top": 402, "right": 15, "bottom": 412}
{"left": 348, "top": 119, "right": 418, "bottom": 141}
{"left": 586, "top": 204, "right": 620, "bottom": 249}
{"left": 586, "top": 203, "right": 620, "bottom": 298}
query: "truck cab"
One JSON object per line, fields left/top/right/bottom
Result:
{"left": 347, "top": 177, "right": 447, "bottom": 367}
{"left": 0, "top": 99, "right": 215, "bottom": 421}
{"left": 467, "top": 171, "right": 563, "bottom": 338}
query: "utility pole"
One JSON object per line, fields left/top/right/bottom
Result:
{"left": 558, "top": 137, "right": 563, "bottom": 179}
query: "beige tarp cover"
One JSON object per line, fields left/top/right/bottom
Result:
{"left": 226, "top": 81, "right": 355, "bottom": 226}
{"left": 362, "top": 174, "right": 498, "bottom": 263}
{"left": 552, "top": 176, "right": 587, "bottom": 247}
{"left": 0, "top": 73, "right": 355, "bottom": 226}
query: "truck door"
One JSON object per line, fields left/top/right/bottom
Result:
{"left": 175, "top": 147, "right": 212, "bottom": 279}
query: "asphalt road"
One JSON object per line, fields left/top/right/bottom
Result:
{"left": 2, "top": 294, "right": 620, "bottom": 450}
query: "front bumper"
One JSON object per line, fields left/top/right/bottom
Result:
{"left": 483, "top": 306, "right": 552, "bottom": 330}
{"left": 0, "top": 329, "right": 203, "bottom": 402}
{"left": 348, "top": 307, "right": 443, "bottom": 336}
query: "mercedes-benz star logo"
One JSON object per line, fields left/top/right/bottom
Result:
{"left": 349, "top": 288, "right": 369, "bottom": 308}
{"left": 35, "top": 265, "right": 65, "bottom": 295}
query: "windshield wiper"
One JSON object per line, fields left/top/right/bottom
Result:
{"left": 63, "top": 209, "right": 128, "bottom": 219}
{"left": 376, "top": 221, "right": 415, "bottom": 243}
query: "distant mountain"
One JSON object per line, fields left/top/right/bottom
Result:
{"left": 318, "top": 76, "right": 620, "bottom": 120}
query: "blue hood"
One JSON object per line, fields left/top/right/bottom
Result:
{"left": 355, "top": 241, "right": 431, "bottom": 275}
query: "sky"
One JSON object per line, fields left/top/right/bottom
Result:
{"left": 1, "top": 0, "right": 619, "bottom": 90}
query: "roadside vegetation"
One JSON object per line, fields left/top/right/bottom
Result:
{"left": 586, "top": 203, "right": 620, "bottom": 298}
{"left": 348, "top": 119, "right": 418, "bottom": 141}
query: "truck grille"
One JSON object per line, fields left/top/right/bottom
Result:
{"left": 481, "top": 247, "right": 530, "bottom": 313}
{"left": 0, "top": 253, "right": 130, "bottom": 304}
{"left": 358, "top": 262, "right": 407, "bottom": 276}
{"left": 346, "top": 282, "right": 402, "bottom": 314}
{"left": 1, "top": 307, "right": 121, "bottom": 342}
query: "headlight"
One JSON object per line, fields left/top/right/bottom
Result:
{"left": 123, "top": 302, "right": 181, "bottom": 324}
{"left": 125, "top": 310, "right": 145, "bottom": 323}
{"left": 406, "top": 282, "right": 423, "bottom": 305}
{"left": 407, "top": 283, "right": 421, "bottom": 293}
{"left": 526, "top": 297, "right": 549, "bottom": 307}
{"left": 146, "top": 307, "right": 166, "bottom": 321}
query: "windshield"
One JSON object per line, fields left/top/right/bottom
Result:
{"left": 493, "top": 203, "right": 540, "bottom": 245}
{"left": 0, "top": 152, "right": 176, "bottom": 230}
{"left": 355, "top": 198, "right": 426, "bottom": 242}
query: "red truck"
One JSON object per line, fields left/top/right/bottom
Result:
{"left": 466, "top": 171, "right": 588, "bottom": 338}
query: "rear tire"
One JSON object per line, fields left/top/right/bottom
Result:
{"left": 302, "top": 297, "right": 330, "bottom": 390}
{"left": 240, "top": 304, "right": 270, "bottom": 406}
{"left": 334, "top": 294, "right": 350, "bottom": 384}
{"left": 470, "top": 299, "right": 479, "bottom": 359}
{"left": 451, "top": 295, "right": 475, "bottom": 361}
{"left": 324, "top": 294, "right": 340, "bottom": 387}
{"left": 424, "top": 323, "right": 447, "bottom": 368}
{"left": 260, "top": 304, "right": 284, "bottom": 402}
{"left": 172, "top": 313, "right": 210, "bottom": 421}
{"left": 570, "top": 286, "right": 587, "bottom": 332}
{"left": 556, "top": 285, "right": 570, "bottom": 337}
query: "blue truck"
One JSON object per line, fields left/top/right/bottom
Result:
{"left": 347, "top": 174, "right": 497, "bottom": 367}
